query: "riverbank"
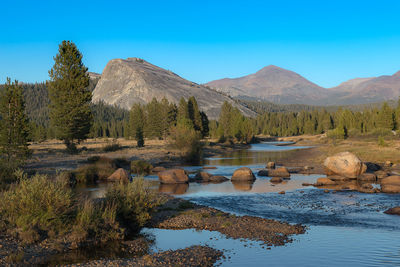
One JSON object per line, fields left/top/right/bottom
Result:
{"left": 0, "top": 193, "right": 305, "bottom": 266}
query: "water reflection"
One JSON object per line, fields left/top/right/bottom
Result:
{"left": 205, "top": 142, "right": 310, "bottom": 166}
{"left": 231, "top": 181, "right": 254, "bottom": 191}
{"left": 158, "top": 183, "right": 189, "bottom": 195}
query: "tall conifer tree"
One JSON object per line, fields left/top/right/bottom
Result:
{"left": 47, "top": 41, "right": 92, "bottom": 150}
{"left": 0, "top": 78, "right": 30, "bottom": 166}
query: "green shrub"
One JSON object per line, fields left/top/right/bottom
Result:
{"left": 131, "top": 160, "right": 153, "bottom": 175}
{"left": 75, "top": 157, "right": 118, "bottom": 184}
{"left": 327, "top": 127, "right": 347, "bottom": 140}
{"left": 0, "top": 173, "right": 163, "bottom": 246}
{"left": 102, "top": 139, "right": 122, "bottom": 152}
{"left": 378, "top": 136, "right": 386, "bottom": 147}
{"left": 0, "top": 173, "right": 75, "bottom": 242}
{"left": 105, "top": 178, "right": 164, "bottom": 233}
{"left": 169, "top": 119, "right": 203, "bottom": 163}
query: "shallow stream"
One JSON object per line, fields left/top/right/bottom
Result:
{"left": 71, "top": 142, "right": 400, "bottom": 266}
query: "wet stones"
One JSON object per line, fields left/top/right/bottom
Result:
{"left": 158, "top": 169, "right": 189, "bottom": 184}
{"left": 324, "top": 152, "right": 366, "bottom": 178}
{"left": 231, "top": 167, "right": 256, "bottom": 181}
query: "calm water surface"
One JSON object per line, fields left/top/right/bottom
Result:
{"left": 144, "top": 142, "right": 400, "bottom": 266}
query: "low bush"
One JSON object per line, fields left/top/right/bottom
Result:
{"left": 131, "top": 160, "right": 153, "bottom": 175}
{"left": 105, "top": 178, "right": 164, "bottom": 233}
{"left": 0, "top": 173, "right": 75, "bottom": 242}
{"left": 75, "top": 157, "right": 118, "bottom": 184}
{"left": 102, "top": 139, "right": 122, "bottom": 152}
{"left": 168, "top": 119, "right": 203, "bottom": 163}
{"left": 0, "top": 173, "right": 163, "bottom": 246}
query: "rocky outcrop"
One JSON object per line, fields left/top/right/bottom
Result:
{"left": 324, "top": 152, "right": 366, "bottom": 178}
{"left": 92, "top": 58, "right": 256, "bottom": 119}
{"left": 158, "top": 169, "right": 189, "bottom": 184}
{"left": 107, "top": 168, "right": 130, "bottom": 183}
{"left": 231, "top": 167, "right": 256, "bottom": 181}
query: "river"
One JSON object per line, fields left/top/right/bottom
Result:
{"left": 143, "top": 141, "right": 400, "bottom": 266}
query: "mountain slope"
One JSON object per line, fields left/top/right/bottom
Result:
{"left": 205, "top": 65, "right": 327, "bottom": 105}
{"left": 206, "top": 67, "right": 400, "bottom": 106}
{"left": 327, "top": 71, "right": 400, "bottom": 105}
{"left": 92, "top": 58, "right": 256, "bottom": 119}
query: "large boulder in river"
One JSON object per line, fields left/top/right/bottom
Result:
{"left": 324, "top": 152, "right": 366, "bottom": 178}
{"left": 107, "top": 168, "right": 130, "bottom": 183}
{"left": 380, "top": 176, "right": 400, "bottom": 193}
{"left": 158, "top": 169, "right": 188, "bottom": 184}
{"left": 231, "top": 167, "right": 256, "bottom": 181}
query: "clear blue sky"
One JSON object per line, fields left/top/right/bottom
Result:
{"left": 1, "top": 0, "right": 400, "bottom": 87}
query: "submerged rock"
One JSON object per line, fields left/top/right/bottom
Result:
{"left": 231, "top": 167, "right": 256, "bottom": 181}
{"left": 324, "top": 152, "right": 366, "bottom": 178}
{"left": 158, "top": 169, "right": 189, "bottom": 184}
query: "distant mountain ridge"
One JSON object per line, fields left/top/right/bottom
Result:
{"left": 206, "top": 67, "right": 400, "bottom": 105}
{"left": 92, "top": 58, "right": 256, "bottom": 119}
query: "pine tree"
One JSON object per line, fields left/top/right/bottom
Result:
{"left": 47, "top": 40, "right": 93, "bottom": 151}
{"left": 177, "top": 97, "right": 190, "bottom": 123}
{"left": 377, "top": 102, "right": 395, "bottom": 130}
{"left": 129, "top": 103, "right": 145, "bottom": 147}
{"left": 188, "top": 96, "right": 202, "bottom": 132}
{"left": 0, "top": 78, "right": 30, "bottom": 167}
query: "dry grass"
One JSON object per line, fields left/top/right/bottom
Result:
{"left": 26, "top": 138, "right": 181, "bottom": 175}
{"left": 280, "top": 135, "right": 400, "bottom": 164}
